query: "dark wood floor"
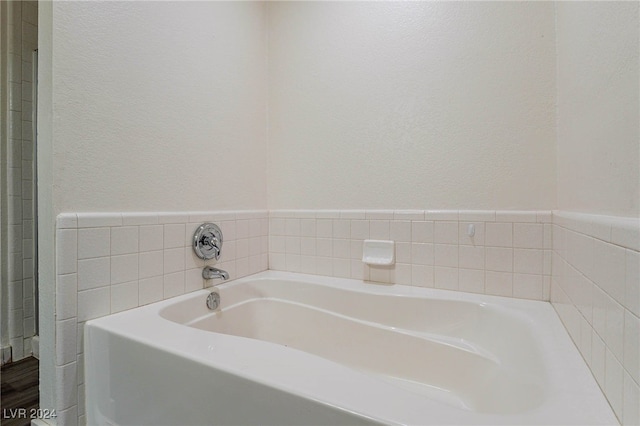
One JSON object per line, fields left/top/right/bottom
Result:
{"left": 1, "top": 357, "right": 39, "bottom": 426}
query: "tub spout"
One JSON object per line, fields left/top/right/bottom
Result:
{"left": 202, "top": 266, "right": 229, "bottom": 281}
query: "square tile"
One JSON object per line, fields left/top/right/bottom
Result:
{"left": 623, "top": 372, "right": 640, "bottom": 426}
{"left": 236, "top": 220, "right": 250, "bottom": 239}
{"left": 164, "top": 224, "right": 186, "bottom": 249}
{"left": 77, "top": 228, "right": 110, "bottom": 259}
{"left": 57, "top": 229, "right": 77, "bottom": 274}
{"left": 411, "top": 221, "right": 433, "bottom": 243}
{"left": 249, "top": 219, "right": 262, "bottom": 238}
{"left": 434, "top": 222, "right": 458, "bottom": 244}
{"left": 316, "top": 238, "right": 333, "bottom": 257}
{"left": 316, "top": 219, "right": 333, "bottom": 237}
{"left": 513, "top": 223, "right": 544, "bottom": 249}
{"left": 285, "top": 236, "right": 301, "bottom": 254}
{"left": 605, "top": 348, "right": 624, "bottom": 420}
{"left": 139, "top": 250, "right": 163, "bottom": 279}
{"left": 333, "top": 258, "right": 350, "bottom": 278}
{"left": 300, "top": 219, "right": 316, "bottom": 237}
{"left": 459, "top": 245, "right": 484, "bottom": 270}
{"left": 486, "top": 247, "right": 513, "bottom": 272}
{"left": 390, "top": 221, "right": 412, "bottom": 242}
{"left": 285, "top": 254, "right": 301, "bottom": 273}
{"left": 513, "top": 249, "right": 543, "bottom": 274}
{"left": 369, "top": 265, "right": 391, "bottom": 283}
{"left": 485, "top": 271, "right": 513, "bottom": 297}
{"left": 78, "top": 287, "right": 110, "bottom": 322}
{"left": 56, "top": 274, "right": 77, "bottom": 320}
{"left": 392, "top": 263, "right": 412, "bottom": 285}
{"left": 411, "top": 243, "right": 433, "bottom": 265}
{"left": 164, "top": 248, "right": 185, "bottom": 274}
{"left": 350, "top": 220, "right": 369, "bottom": 240}
{"left": 591, "top": 331, "right": 606, "bottom": 389}
{"left": 269, "top": 218, "right": 286, "bottom": 236}
{"left": 594, "top": 240, "right": 626, "bottom": 306}
{"left": 55, "top": 318, "right": 77, "bottom": 366}
{"left": 395, "top": 242, "right": 411, "bottom": 263}
{"left": 434, "top": 244, "right": 458, "bottom": 267}
{"left": 77, "top": 257, "right": 110, "bottom": 290}
{"left": 459, "top": 222, "right": 485, "bottom": 246}
{"left": 626, "top": 249, "right": 640, "bottom": 316}
{"left": 184, "top": 268, "right": 204, "bottom": 292}
{"left": 411, "top": 265, "right": 433, "bottom": 287}
{"left": 623, "top": 310, "right": 639, "bottom": 383}
{"left": 139, "top": 225, "right": 163, "bottom": 252}
{"left": 269, "top": 253, "right": 286, "bottom": 270}
{"left": 236, "top": 239, "right": 249, "bottom": 258}
{"left": 55, "top": 363, "right": 78, "bottom": 411}
{"left": 300, "top": 256, "right": 317, "bottom": 275}
{"left": 269, "top": 236, "right": 286, "bottom": 253}
{"left": 110, "top": 254, "right": 138, "bottom": 285}
{"left": 163, "top": 271, "right": 185, "bottom": 299}
{"left": 111, "top": 281, "right": 139, "bottom": 313}
{"left": 513, "top": 273, "right": 543, "bottom": 300}
{"left": 332, "top": 219, "right": 350, "bottom": 239}
{"left": 110, "top": 226, "right": 139, "bottom": 255}
{"left": 333, "top": 239, "right": 350, "bottom": 259}
{"left": 285, "top": 218, "right": 301, "bottom": 236}
{"left": 435, "top": 266, "right": 458, "bottom": 290}
{"left": 604, "top": 296, "right": 624, "bottom": 363}
{"left": 485, "top": 223, "right": 513, "bottom": 247}
{"left": 459, "top": 268, "right": 484, "bottom": 294}
{"left": 300, "top": 238, "right": 316, "bottom": 256}
{"left": 139, "top": 276, "right": 163, "bottom": 305}
{"left": 369, "top": 220, "right": 390, "bottom": 240}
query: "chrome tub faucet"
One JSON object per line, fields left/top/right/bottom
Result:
{"left": 202, "top": 266, "right": 229, "bottom": 281}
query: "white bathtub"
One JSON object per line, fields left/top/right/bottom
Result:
{"left": 85, "top": 271, "right": 616, "bottom": 425}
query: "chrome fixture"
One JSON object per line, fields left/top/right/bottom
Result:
{"left": 193, "top": 223, "right": 223, "bottom": 260}
{"left": 202, "top": 266, "right": 229, "bottom": 281}
{"left": 206, "top": 290, "right": 221, "bottom": 310}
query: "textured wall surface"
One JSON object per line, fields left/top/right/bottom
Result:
{"left": 556, "top": 2, "right": 640, "bottom": 217}
{"left": 51, "top": 1, "right": 268, "bottom": 213}
{"left": 267, "top": 2, "right": 557, "bottom": 210}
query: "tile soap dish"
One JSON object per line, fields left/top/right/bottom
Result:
{"left": 362, "top": 239, "right": 395, "bottom": 266}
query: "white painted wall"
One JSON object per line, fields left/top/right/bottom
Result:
{"left": 267, "top": 1, "right": 557, "bottom": 210}
{"left": 556, "top": 2, "right": 640, "bottom": 217}
{"left": 51, "top": 1, "right": 268, "bottom": 214}
{"left": 37, "top": 0, "right": 55, "bottom": 414}
{"left": 40, "top": 0, "right": 268, "bottom": 418}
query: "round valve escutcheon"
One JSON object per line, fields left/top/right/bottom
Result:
{"left": 193, "top": 223, "right": 223, "bottom": 260}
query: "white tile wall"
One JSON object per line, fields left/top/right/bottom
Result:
{"left": 55, "top": 208, "right": 637, "bottom": 426}
{"left": 3, "top": 0, "right": 38, "bottom": 363}
{"left": 269, "top": 210, "right": 552, "bottom": 300}
{"left": 551, "top": 211, "right": 640, "bottom": 424}
{"left": 55, "top": 210, "right": 268, "bottom": 425}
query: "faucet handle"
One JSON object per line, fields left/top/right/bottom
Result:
{"left": 201, "top": 234, "right": 220, "bottom": 259}
{"left": 193, "top": 223, "right": 223, "bottom": 260}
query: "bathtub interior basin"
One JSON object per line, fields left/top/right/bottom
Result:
{"left": 160, "top": 279, "right": 545, "bottom": 414}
